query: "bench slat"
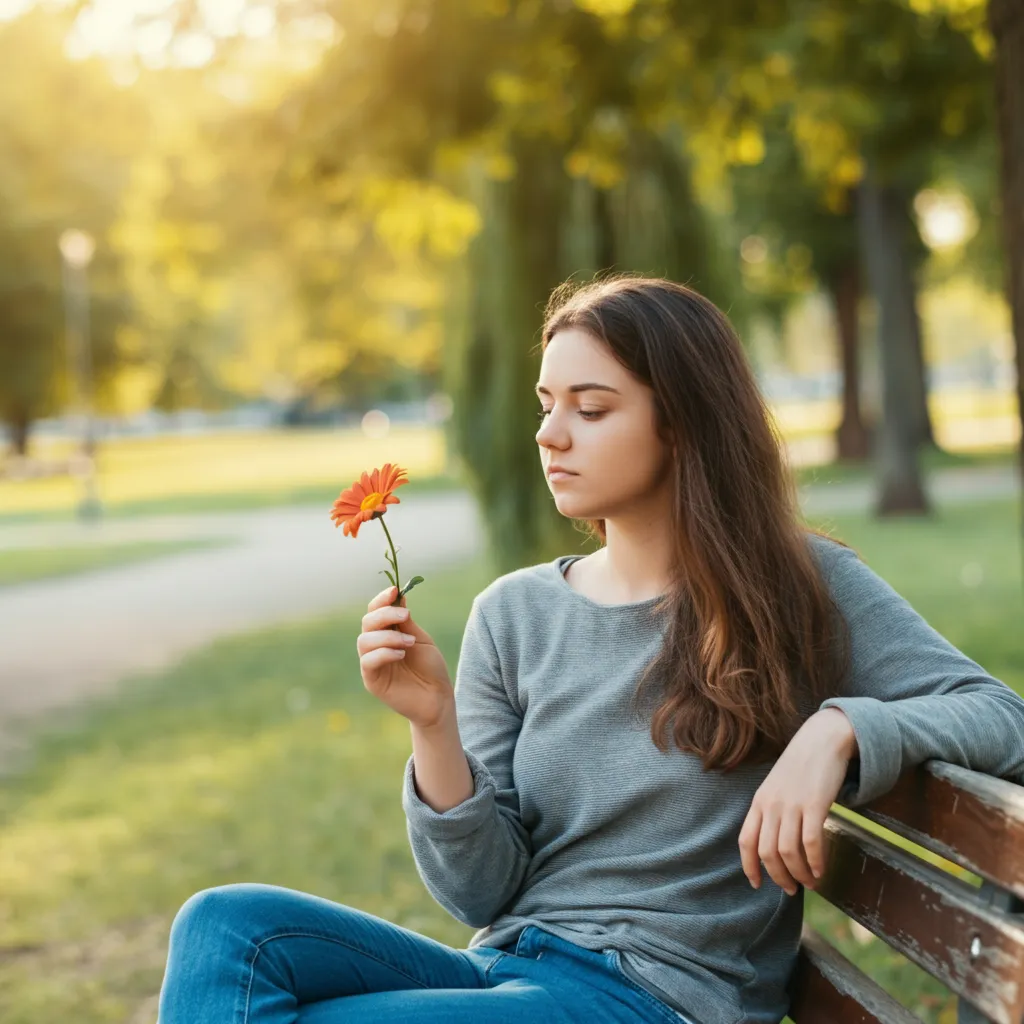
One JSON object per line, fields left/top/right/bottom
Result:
{"left": 816, "top": 812, "right": 1024, "bottom": 1024}
{"left": 788, "top": 924, "right": 924, "bottom": 1024}
{"left": 838, "top": 761, "right": 1024, "bottom": 901}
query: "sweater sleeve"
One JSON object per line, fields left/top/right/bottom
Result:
{"left": 401, "top": 593, "right": 532, "bottom": 928}
{"left": 814, "top": 538, "right": 1024, "bottom": 808}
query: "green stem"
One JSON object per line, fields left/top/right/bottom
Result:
{"left": 378, "top": 515, "right": 400, "bottom": 607}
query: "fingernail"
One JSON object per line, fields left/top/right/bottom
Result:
{"left": 402, "top": 634, "right": 415, "bottom": 643}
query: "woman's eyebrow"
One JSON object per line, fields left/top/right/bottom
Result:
{"left": 534, "top": 382, "right": 621, "bottom": 396}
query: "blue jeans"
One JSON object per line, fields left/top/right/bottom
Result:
{"left": 157, "top": 883, "right": 699, "bottom": 1024}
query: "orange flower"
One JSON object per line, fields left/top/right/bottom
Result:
{"left": 330, "top": 462, "right": 409, "bottom": 538}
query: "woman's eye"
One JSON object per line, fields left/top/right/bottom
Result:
{"left": 536, "top": 410, "right": 603, "bottom": 421}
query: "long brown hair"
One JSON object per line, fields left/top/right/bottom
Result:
{"left": 540, "top": 274, "right": 852, "bottom": 772}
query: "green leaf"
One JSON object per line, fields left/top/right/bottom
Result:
{"left": 399, "top": 575, "right": 425, "bottom": 599}
{"left": 379, "top": 569, "right": 397, "bottom": 586}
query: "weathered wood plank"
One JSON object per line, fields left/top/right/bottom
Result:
{"left": 838, "top": 761, "right": 1024, "bottom": 901}
{"left": 959, "top": 883, "right": 1024, "bottom": 1024}
{"left": 788, "top": 924, "right": 924, "bottom": 1024}
{"left": 816, "top": 813, "right": 1024, "bottom": 1024}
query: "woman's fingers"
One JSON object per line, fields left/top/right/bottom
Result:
{"left": 365, "top": 587, "right": 435, "bottom": 645}
{"left": 360, "top": 645, "right": 408, "bottom": 679}
{"left": 367, "top": 585, "right": 400, "bottom": 611}
{"left": 754, "top": 807, "right": 799, "bottom": 896}
{"left": 739, "top": 804, "right": 763, "bottom": 889}
{"left": 777, "top": 810, "right": 813, "bottom": 892}
{"left": 357, "top": 626, "right": 415, "bottom": 656}
{"left": 362, "top": 603, "right": 409, "bottom": 633}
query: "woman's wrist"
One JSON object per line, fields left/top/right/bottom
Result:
{"left": 410, "top": 697, "right": 457, "bottom": 736}
{"left": 409, "top": 703, "right": 473, "bottom": 813}
{"left": 817, "top": 707, "right": 858, "bottom": 761}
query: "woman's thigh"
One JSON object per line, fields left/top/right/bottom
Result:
{"left": 158, "top": 882, "right": 501, "bottom": 1022}
{"left": 297, "top": 975, "right": 575, "bottom": 1024}
{"left": 299, "top": 933, "right": 692, "bottom": 1024}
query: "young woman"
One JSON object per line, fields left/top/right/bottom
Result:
{"left": 157, "top": 276, "right": 1024, "bottom": 1024}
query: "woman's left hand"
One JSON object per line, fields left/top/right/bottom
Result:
{"left": 738, "top": 708, "right": 857, "bottom": 896}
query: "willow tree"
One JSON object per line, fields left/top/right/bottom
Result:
{"left": 442, "top": 127, "right": 737, "bottom": 575}
{"left": 441, "top": 139, "right": 571, "bottom": 575}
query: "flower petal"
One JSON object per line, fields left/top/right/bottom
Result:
{"left": 331, "top": 464, "right": 410, "bottom": 534}
{"left": 336, "top": 485, "right": 362, "bottom": 506}
{"left": 383, "top": 464, "right": 409, "bottom": 492}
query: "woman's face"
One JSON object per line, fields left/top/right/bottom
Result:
{"left": 535, "top": 327, "right": 674, "bottom": 521}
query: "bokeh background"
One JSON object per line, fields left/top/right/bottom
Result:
{"left": 0, "top": 1, "right": 1021, "bottom": 1021}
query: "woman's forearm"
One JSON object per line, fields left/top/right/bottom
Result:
{"left": 409, "top": 706, "right": 475, "bottom": 813}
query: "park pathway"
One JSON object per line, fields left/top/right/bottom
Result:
{"left": 0, "top": 490, "right": 483, "bottom": 760}
{"left": 0, "top": 463, "right": 1017, "bottom": 760}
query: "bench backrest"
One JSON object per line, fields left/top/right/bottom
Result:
{"left": 787, "top": 760, "right": 1024, "bottom": 1024}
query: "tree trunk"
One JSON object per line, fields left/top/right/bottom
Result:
{"left": 988, "top": 0, "right": 1024, "bottom": 579}
{"left": 625, "top": 130, "right": 737, "bottom": 315}
{"left": 829, "top": 259, "right": 873, "bottom": 461}
{"left": 857, "top": 162, "right": 930, "bottom": 516}
{"left": 593, "top": 184, "right": 617, "bottom": 276}
{"left": 6, "top": 412, "right": 31, "bottom": 457}
{"left": 901, "top": 242, "right": 938, "bottom": 449}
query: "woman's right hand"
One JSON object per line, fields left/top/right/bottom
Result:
{"left": 357, "top": 585, "right": 454, "bottom": 729}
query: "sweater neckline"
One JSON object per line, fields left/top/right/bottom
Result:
{"left": 553, "top": 555, "right": 669, "bottom": 612}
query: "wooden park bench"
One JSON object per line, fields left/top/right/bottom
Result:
{"left": 787, "top": 760, "right": 1024, "bottom": 1024}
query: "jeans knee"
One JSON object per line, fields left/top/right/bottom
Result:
{"left": 169, "top": 883, "right": 261, "bottom": 950}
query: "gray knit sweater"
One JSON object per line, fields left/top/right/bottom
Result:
{"left": 401, "top": 532, "right": 1024, "bottom": 1024}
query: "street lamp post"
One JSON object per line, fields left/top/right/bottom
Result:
{"left": 59, "top": 228, "right": 101, "bottom": 520}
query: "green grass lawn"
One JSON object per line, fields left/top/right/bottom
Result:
{"left": 0, "top": 539, "right": 228, "bottom": 588}
{"left": 0, "top": 425, "right": 458, "bottom": 523}
{"left": 0, "top": 498, "right": 1020, "bottom": 1022}
{"left": 792, "top": 442, "right": 1017, "bottom": 489}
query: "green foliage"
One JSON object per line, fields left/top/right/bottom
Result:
{"left": 271, "top": 0, "right": 752, "bottom": 570}
{"left": 446, "top": 136, "right": 582, "bottom": 574}
{"left": 1, "top": 0, "right": 1016, "bottom": 562}
{"left": 0, "top": 9, "right": 142, "bottom": 445}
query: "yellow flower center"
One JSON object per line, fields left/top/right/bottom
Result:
{"left": 360, "top": 492, "right": 384, "bottom": 512}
